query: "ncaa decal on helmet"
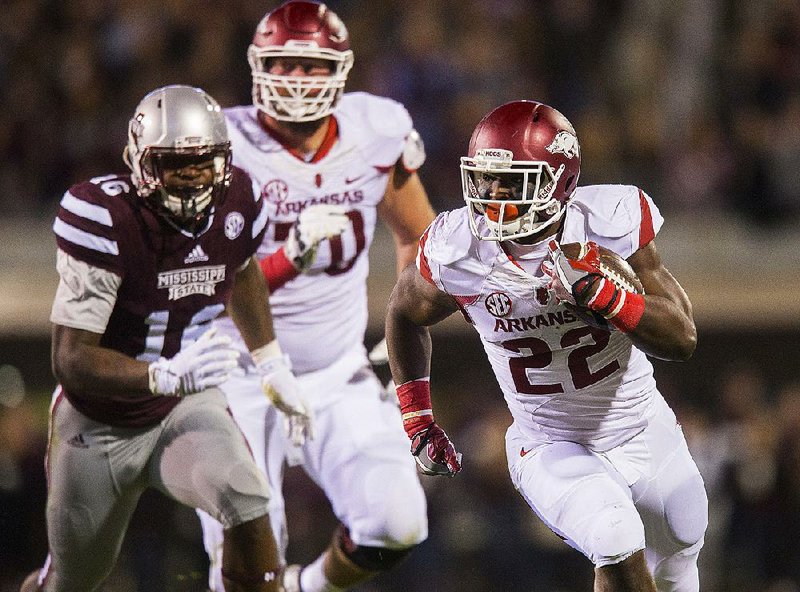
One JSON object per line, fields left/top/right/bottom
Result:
{"left": 460, "top": 101, "right": 581, "bottom": 241}
{"left": 124, "top": 85, "right": 232, "bottom": 235}
{"left": 248, "top": 0, "right": 354, "bottom": 122}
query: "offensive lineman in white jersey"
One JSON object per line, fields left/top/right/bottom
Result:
{"left": 197, "top": 2, "right": 435, "bottom": 592}
{"left": 386, "top": 101, "right": 709, "bottom": 591}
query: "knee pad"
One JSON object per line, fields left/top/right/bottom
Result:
{"left": 652, "top": 538, "right": 703, "bottom": 592}
{"left": 336, "top": 525, "right": 415, "bottom": 572}
{"left": 584, "top": 502, "right": 646, "bottom": 568}
{"left": 664, "top": 474, "right": 708, "bottom": 550}
{"left": 356, "top": 469, "right": 428, "bottom": 546}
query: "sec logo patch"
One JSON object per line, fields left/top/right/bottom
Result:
{"left": 485, "top": 292, "right": 512, "bottom": 318}
{"left": 224, "top": 212, "right": 244, "bottom": 240}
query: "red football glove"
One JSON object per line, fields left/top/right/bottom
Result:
{"left": 545, "top": 241, "right": 645, "bottom": 333}
{"left": 396, "top": 379, "right": 462, "bottom": 477}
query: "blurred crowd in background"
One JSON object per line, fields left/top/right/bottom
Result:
{"left": 1, "top": 0, "right": 799, "bottom": 222}
{"left": 1, "top": 0, "right": 800, "bottom": 591}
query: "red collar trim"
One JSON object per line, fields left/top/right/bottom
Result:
{"left": 259, "top": 114, "right": 339, "bottom": 163}
{"left": 498, "top": 242, "right": 524, "bottom": 270}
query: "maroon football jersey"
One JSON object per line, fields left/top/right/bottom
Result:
{"left": 53, "top": 166, "right": 268, "bottom": 427}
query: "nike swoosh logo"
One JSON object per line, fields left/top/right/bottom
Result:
{"left": 345, "top": 175, "right": 364, "bottom": 184}
{"left": 520, "top": 447, "right": 531, "bottom": 457}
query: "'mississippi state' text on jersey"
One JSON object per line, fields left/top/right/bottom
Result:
{"left": 419, "top": 185, "right": 664, "bottom": 451}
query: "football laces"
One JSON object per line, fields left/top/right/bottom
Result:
{"left": 598, "top": 262, "right": 638, "bottom": 293}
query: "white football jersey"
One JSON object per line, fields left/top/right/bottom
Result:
{"left": 419, "top": 185, "right": 665, "bottom": 451}
{"left": 217, "top": 93, "right": 413, "bottom": 374}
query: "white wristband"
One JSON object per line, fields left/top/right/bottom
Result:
{"left": 251, "top": 340, "right": 283, "bottom": 366}
{"left": 148, "top": 361, "right": 161, "bottom": 395}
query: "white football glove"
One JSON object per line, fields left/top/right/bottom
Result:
{"left": 367, "top": 337, "right": 389, "bottom": 365}
{"left": 255, "top": 352, "right": 314, "bottom": 446}
{"left": 542, "top": 240, "right": 586, "bottom": 305}
{"left": 148, "top": 327, "right": 238, "bottom": 397}
{"left": 284, "top": 204, "right": 350, "bottom": 272}
{"left": 367, "top": 337, "right": 397, "bottom": 402}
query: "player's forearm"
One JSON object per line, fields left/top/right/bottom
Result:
{"left": 53, "top": 339, "right": 150, "bottom": 397}
{"left": 394, "top": 240, "right": 420, "bottom": 277}
{"left": 386, "top": 307, "right": 433, "bottom": 385}
{"left": 627, "top": 295, "right": 696, "bottom": 361}
{"left": 627, "top": 261, "right": 696, "bottom": 361}
{"left": 259, "top": 248, "right": 299, "bottom": 292}
{"left": 229, "top": 258, "right": 276, "bottom": 351}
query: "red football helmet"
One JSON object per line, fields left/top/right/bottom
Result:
{"left": 460, "top": 101, "right": 581, "bottom": 241}
{"left": 248, "top": 0, "right": 354, "bottom": 122}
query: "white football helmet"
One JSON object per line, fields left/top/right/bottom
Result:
{"left": 124, "top": 85, "right": 232, "bottom": 234}
{"left": 248, "top": 1, "right": 354, "bottom": 122}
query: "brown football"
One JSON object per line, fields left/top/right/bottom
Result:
{"left": 559, "top": 242, "right": 644, "bottom": 294}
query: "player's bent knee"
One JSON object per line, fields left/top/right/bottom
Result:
{"left": 653, "top": 539, "right": 703, "bottom": 592}
{"left": 378, "top": 504, "right": 428, "bottom": 548}
{"left": 366, "top": 473, "right": 428, "bottom": 547}
{"left": 206, "top": 461, "right": 271, "bottom": 529}
{"left": 336, "top": 524, "right": 419, "bottom": 572}
{"left": 665, "top": 474, "right": 708, "bottom": 550}
{"left": 586, "top": 505, "right": 646, "bottom": 567}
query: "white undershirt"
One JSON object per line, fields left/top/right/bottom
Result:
{"left": 50, "top": 249, "right": 121, "bottom": 334}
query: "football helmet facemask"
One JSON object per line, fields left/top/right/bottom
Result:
{"left": 124, "top": 85, "right": 232, "bottom": 235}
{"left": 248, "top": 0, "right": 354, "bottom": 122}
{"left": 460, "top": 101, "right": 581, "bottom": 241}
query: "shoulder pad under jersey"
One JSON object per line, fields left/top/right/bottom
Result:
{"left": 53, "top": 174, "right": 137, "bottom": 275}
{"left": 562, "top": 184, "right": 663, "bottom": 259}
{"left": 336, "top": 92, "right": 414, "bottom": 169}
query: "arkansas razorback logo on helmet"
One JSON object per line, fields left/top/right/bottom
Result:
{"left": 546, "top": 131, "right": 580, "bottom": 159}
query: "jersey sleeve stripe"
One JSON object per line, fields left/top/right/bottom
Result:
{"left": 252, "top": 198, "right": 269, "bottom": 239}
{"left": 417, "top": 228, "right": 434, "bottom": 285}
{"left": 62, "top": 191, "right": 113, "bottom": 226}
{"left": 53, "top": 218, "right": 119, "bottom": 255}
{"left": 638, "top": 188, "right": 655, "bottom": 249}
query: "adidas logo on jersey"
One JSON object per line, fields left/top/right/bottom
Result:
{"left": 184, "top": 245, "right": 209, "bottom": 264}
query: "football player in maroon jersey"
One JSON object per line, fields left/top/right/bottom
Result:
{"left": 19, "top": 85, "right": 311, "bottom": 592}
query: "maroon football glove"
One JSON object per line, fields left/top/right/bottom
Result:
{"left": 396, "top": 379, "right": 462, "bottom": 477}
{"left": 410, "top": 422, "right": 462, "bottom": 477}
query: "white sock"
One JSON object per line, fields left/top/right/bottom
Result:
{"left": 299, "top": 553, "right": 345, "bottom": 592}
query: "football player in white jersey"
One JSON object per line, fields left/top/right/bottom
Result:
{"left": 196, "top": 2, "right": 436, "bottom": 592}
{"left": 385, "top": 100, "right": 709, "bottom": 591}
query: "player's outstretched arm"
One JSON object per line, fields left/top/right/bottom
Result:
{"left": 625, "top": 240, "right": 697, "bottom": 361}
{"left": 53, "top": 325, "right": 237, "bottom": 398}
{"left": 53, "top": 324, "right": 153, "bottom": 396}
{"left": 230, "top": 257, "right": 314, "bottom": 446}
{"left": 386, "top": 265, "right": 462, "bottom": 476}
{"left": 259, "top": 204, "right": 350, "bottom": 292}
{"left": 379, "top": 166, "right": 437, "bottom": 275}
